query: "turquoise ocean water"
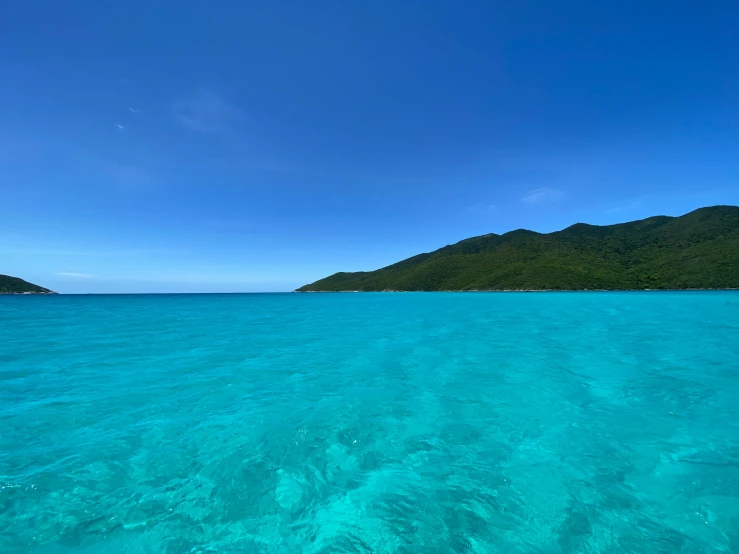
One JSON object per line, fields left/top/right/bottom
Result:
{"left": 2, "top": 292, "right": 739, "bottom": 553}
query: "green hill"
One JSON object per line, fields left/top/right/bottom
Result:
{"left": 0, "top": 274, "right": 55, "bottom": 294}
{"left": 297, "top": 206, "right": 739, "bottom": 292}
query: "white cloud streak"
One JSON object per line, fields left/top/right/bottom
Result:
{"left": 606, "top": 195, "right": 655, "bottom": 213}
{"left": 108, "top": 163, "right": 153, "bottom": 190}
{"left": 467, "top": 202, "right": 499, "bottom": 214}
{"left": 0, "top": 247, "right": 182, "bottom": 257}
{"left": 55, "top": 272, "right": 96, "bottom": 278}
{"left": 522, "top": 187, "right": 565, "bottom": 204}
{"left": 171, "top": 89, "right": 244, "bottom": 134}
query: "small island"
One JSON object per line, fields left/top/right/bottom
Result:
{"left": 297, "top": 205, "right": 739, "bottom": 292}
{"left": 0, "top": 274, "right": 56, "bottom": 294}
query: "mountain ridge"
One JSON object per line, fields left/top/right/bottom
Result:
{"left": 297, "top": 206, "right": 739, "bottom": 292}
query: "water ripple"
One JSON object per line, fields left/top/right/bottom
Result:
{"left": 1, "top": 292, "right": 738, "bottom": 552}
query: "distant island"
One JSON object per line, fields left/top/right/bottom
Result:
{"left": 0, "top": 274, "right": 55, "bottom": 294}
{"left": 297, "top": 206, "right": 739, "bottom": 292}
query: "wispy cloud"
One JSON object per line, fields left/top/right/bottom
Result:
{"left": 115, "top": 124, "right": 125, "bottom": 132}
{"left": 55, "top": 272, "right": 96, "bottom": 278}
{"left": 606, "top": 194, "right": 654, "bottom": 214}
{"left": 106, "top": 163, "right": 153, "bottom": 190}
{"left": 128, "top": 107, "right": 140, "bottom": 114}
{"left": 137, "top": 272, "right": 293, "bottom": 285}
{"left": 467, "top": 202, "right": 499, "bottom": 214}
{"left": 0, "top": 246, "right": 184, "bottom": 257}
{"left": 522, "top": 187, "right": 565, "bottom": 204}
{"left": 6, "top": 249, "right": 100, "bottom": 256}
{"left": 205, "top": 219, "right": 250, "bottom": 231}
{"left": 171, "top": 89, "right": 244, "bottom": 134}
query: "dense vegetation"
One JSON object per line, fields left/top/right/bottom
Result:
{"left": 298, "top": 206, "right": 739, "bottom": 291}
{"left": 0, "top": 274, "right": 55, "bottom": 294}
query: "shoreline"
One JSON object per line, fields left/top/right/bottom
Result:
{"left": 0, "top": 291, "right": 56, "bottom": 295}
{"left": 296, "top": 288, "right": 739, "bottom": 293}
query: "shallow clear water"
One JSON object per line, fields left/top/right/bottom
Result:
{"left": 1, "top": 292, "right": 739, "bottom": 553}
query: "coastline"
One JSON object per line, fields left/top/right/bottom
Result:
{"left": 0, "top": 291, "right": 56, "bottom": 295}
{"left": 296, "top": 288, "right": 739, "bottom": 293}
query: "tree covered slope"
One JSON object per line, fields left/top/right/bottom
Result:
{"left": 297, "top": 206, "right": 739, "bottom": 291}
{"left": 0, "top": 274, "right": 55, "bottom": 294}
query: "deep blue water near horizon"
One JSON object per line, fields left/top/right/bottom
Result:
{"left": 2, "top": 292, "right": 738, "bottom": 553}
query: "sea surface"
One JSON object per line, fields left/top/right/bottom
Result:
{"left": 1, "top": 292, "right": 739, "bottom": 553}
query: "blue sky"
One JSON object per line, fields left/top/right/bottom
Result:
{"left": 1, "top": 1, "right": 738, "bottom": 293}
